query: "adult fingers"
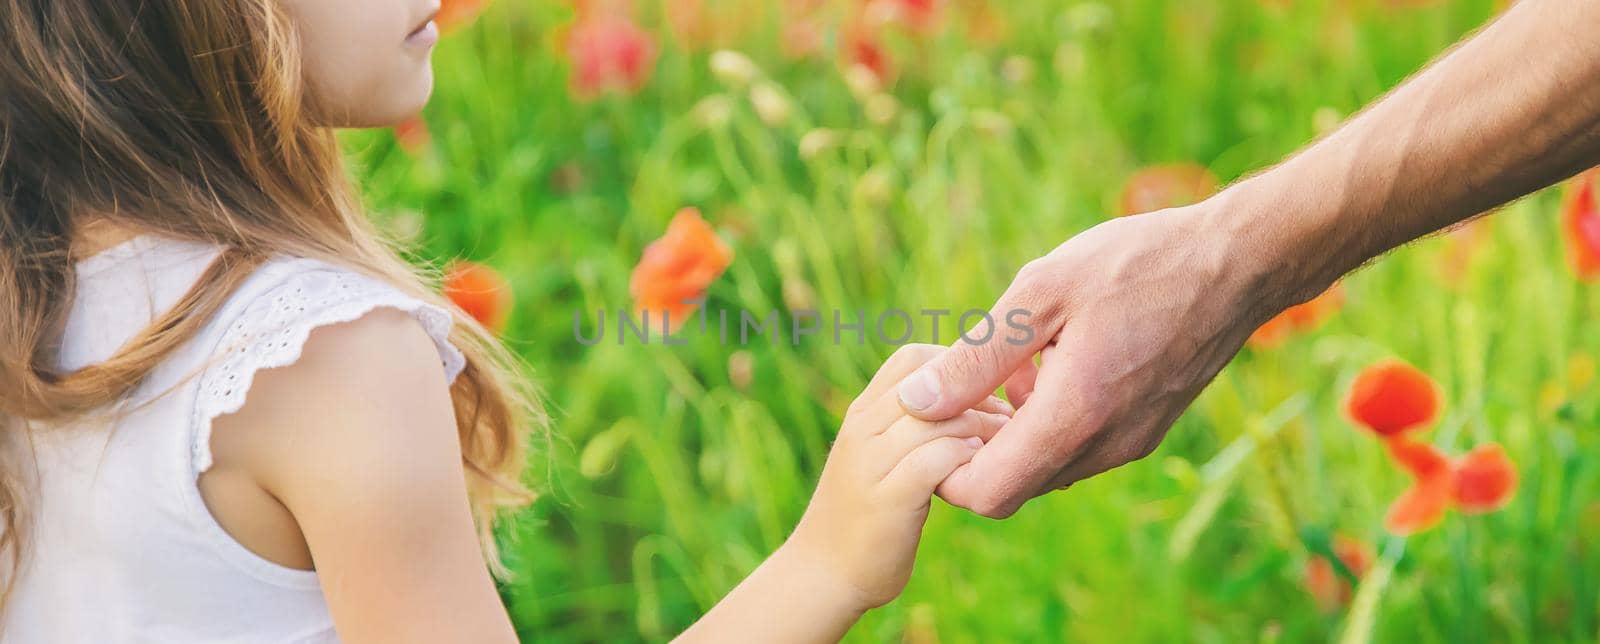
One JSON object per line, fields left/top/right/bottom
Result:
{"left": 1001, "top": 352, "right": 1041, "bottom": 407}
{"left": 882, "top": 435, "right": 984, "bottom": 502}
{"left": 934, "top": 341, "right": 1104, "bottom": 518}
{"left": 896, "top": 264, "right": 1067, "bottom": 421}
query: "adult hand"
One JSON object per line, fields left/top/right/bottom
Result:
{"left": 896, "top": 0, "right": 1600, "bottom": 518}
{"left": 895, "top": 202, "right": 1307, "bottom": 518}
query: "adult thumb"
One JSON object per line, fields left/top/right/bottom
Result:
{"left": 896, "top": 298, "right": 1054, "bottom": 421}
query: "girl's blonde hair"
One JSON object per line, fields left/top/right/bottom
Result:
{"left": 0, "top": 0, "right": 540, "bottom": 612}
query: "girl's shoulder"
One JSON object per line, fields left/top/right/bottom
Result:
{"left": 186, "top": 247, "right": 467, "bottom": 472}
{"left": 67, "top": 232, "right": 467, "bottom": 471}
{"left": 43, "top": 233, "right": 471, "bottom": 609}
{"left": 199, "top": 251, "right": 466, "bottom": 384}
{"left": 67, "top": 233, "right": 464, "bottom": 391}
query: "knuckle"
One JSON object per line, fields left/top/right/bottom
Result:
{"left": 829, "top": 425, "right": 858, "bottom": 452}
{"left": 1011, "top": 267, "right": 1067, "bottom": 326}
{"left": 944, "top": 345, "right": 988, "bottom": 377}
{"left": 844, "top": 396, "right": 872, "bottom": 418}
{"left": 970, "top": 494, "right": 1017, "bottom": 519}
{"left": 1015, "top": 257, "right": 1050, "bottom": 284}
{"left": 965, "top": 481, "right": 1020, "bottom": 519}
{"left": 1131, "top": 440, "right": 1160, "bottom": 462}
{"left": 1112, "top": 440, "right": 1155, "bottom": 465}
{"left": 839, "top": 410, "right": 883, "bottom": 442}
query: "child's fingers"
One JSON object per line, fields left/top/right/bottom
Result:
{"left": 852, "top": 344, "right": 943, "bottom": 411}
{"left": 879, "top": 409, "right": 1006, "bottom": 466}
{"left": 882, "top": 435, "right": 984, "bottom": 500}
{"left": 840, "top": 345, "right": 944, "bottom": 439}
{"left": 974, "top": 395, "right": 1015, "bottom": 417}
{"left": 847, "top": 395, "right": 1012, "bottom": 445}
{"left": 841, "top": 348, "right": 1012, "bottom": 442}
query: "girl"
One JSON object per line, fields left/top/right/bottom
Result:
{"left": 0, "top": 1, "right": 1009, "bottom": 642}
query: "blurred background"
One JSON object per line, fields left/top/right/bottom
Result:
{"left": 344, "top": 0, "right": 1600, "bottom": 641}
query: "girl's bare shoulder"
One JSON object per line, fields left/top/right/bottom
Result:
{"left": 207, "top": 305, "right": 461, "bottom": 484}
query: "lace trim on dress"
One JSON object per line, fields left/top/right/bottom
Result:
{"left": 189, "top": 265, "right": 467, "bottom": 475}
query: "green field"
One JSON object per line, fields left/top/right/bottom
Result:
{"left": 344, "top": 1, "right": 1600, "bottom": 641}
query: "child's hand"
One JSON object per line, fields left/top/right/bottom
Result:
{"left": 783, "top": 344, "right": 1013, "bottom": 611}
{"left": 674, "top": 344, "right": 1012, "bottom": 643}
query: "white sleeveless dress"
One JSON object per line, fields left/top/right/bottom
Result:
{"left": 3, "top": 234, "right": 465, "bottom": 643}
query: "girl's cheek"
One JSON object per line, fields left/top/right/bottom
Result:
{"left": 285, "top": 0, "right": 429, "bottom": 127}
{"left": 304, "top": 26, "right": 432, "bottom": 127}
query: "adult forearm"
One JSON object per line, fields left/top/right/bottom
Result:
{"left": 1217, "top": 0, "right": 1600, "bottom": 304}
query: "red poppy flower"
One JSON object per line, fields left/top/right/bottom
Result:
{"left": 630, "top": 208, "right": 733, "bottom": 332}
{"left": 863, "top": 0, "right": 943, "bottom": 35}
{"left": 1345, "top": 359, "right": 1440, "bottom": 437}
{"left": 393, "top": 116, "right": 431, "bottom": 154}
{"left": 1118, "top": 163, "right": 1219, "bottom": 216}
{"left": 1304, "top": 534, "right": 1373, "bottom": 611}
{"left": 562, "top": 8, "right": 658, "bottom": 99}
{"left": 444, "top": 260, "right": 512, "bottom": 333}
{"left": 1453, "top": 442, "right": 1518, "bottom": 514}
{"left": 1384, "top": 435, "right": 1451, "bottom": 478}
{"left": 843, "top": 28, "right": 896, "bottom": 85}
{"left": 1248, "top": 283, "right": 1344, "bottom": 348}
{"left": 1382, "top": 437, "right": 1455, "bottom": 535}
{"left": 1377, "top": 438, "right": 1519, "bottom": 535}
{"left": 1385, "top": 470, "right": 1454, "bottom": 535}
{"left": 1561, "top": 167, "right": 1600, "bottom": 280}
{"left": 897, "top": 0, "right": 941, "bottom": 32}
{"left": 1248, "top": 313, "right": 1295, "bottom": 348}
{"left": 437, "top": 0, "right": 489, "bottom": 33}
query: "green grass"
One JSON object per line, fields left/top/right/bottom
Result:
{"left": 343, "top": 1, "right": 1600, "bottom": 641}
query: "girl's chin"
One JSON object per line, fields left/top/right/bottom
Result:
{"left": 323, "top": 73, "right": 435, "bottom": 129}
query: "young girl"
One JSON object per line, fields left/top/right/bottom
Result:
{"left": 0, "top": 1, "right": 1008, "bottom": 641}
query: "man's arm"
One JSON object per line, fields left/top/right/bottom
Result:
{"left": 895, "top": 0, "right": 1600, "bottom": 518}
{"left": 1226, "top": 0, "right": 1600, "bottom": 302}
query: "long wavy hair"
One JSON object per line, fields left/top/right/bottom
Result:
{"left": 0, "top": 0, "right": 540, "bottom": 613}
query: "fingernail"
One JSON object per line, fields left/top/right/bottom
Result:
{"left": 964, "top": 437, "right": 984, "bottom": 449}
{"left": 897, "top": 370, "right": 940, "bottom": 411}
